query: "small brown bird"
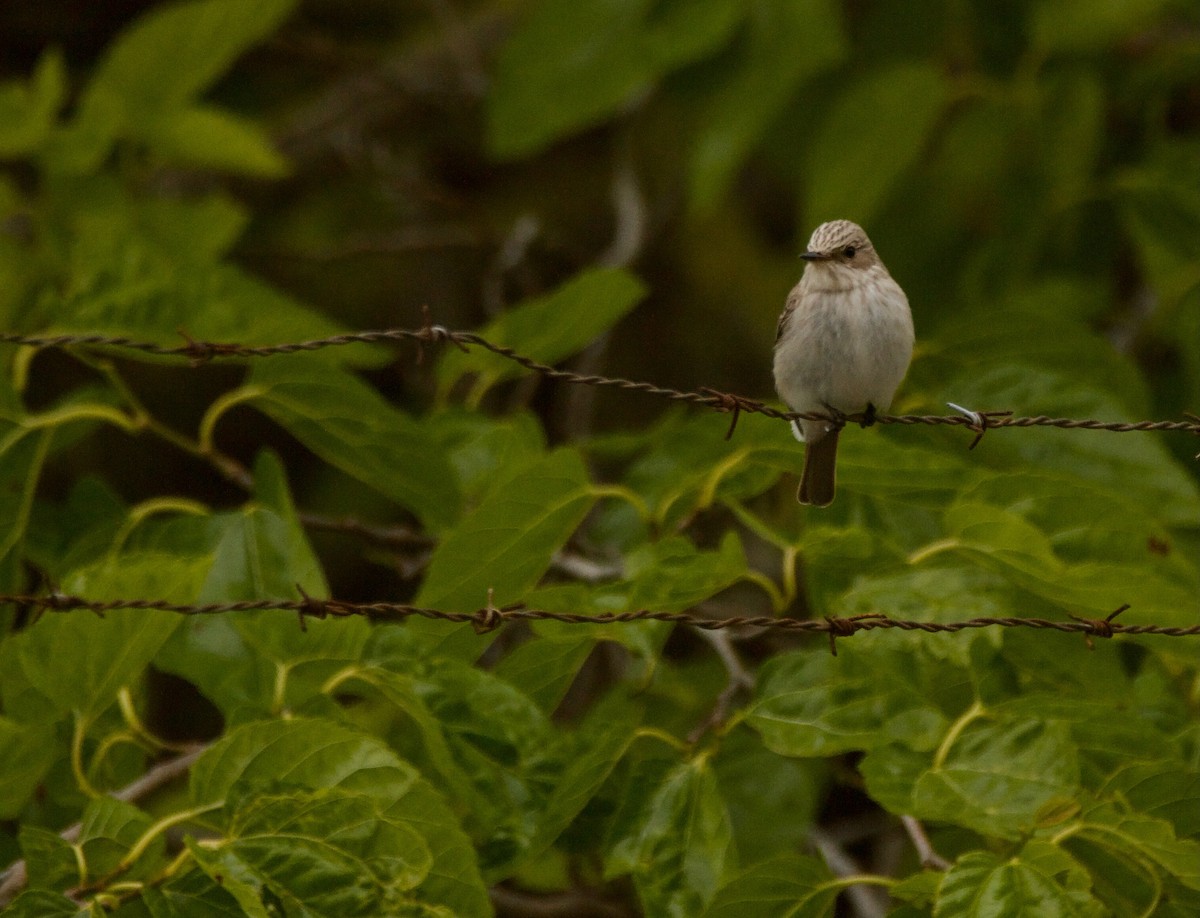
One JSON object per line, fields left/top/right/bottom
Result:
{"left": 773, "top": 220, "right": 914, "bottom": 506}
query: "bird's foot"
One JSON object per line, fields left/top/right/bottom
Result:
{"left": 860, "top": 402, "right": 878, "bottom": 428}
{"left": 820, "top": 402, "right": 849, "bottom": 430}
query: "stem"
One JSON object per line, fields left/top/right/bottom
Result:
{"left": 0, "top": 429, "right": 51, "bottom": 562}
{"left": 932, "top": 699, "right": 984, "bottom": 770}
{"left": 198, "top": 386, "right": 265, "bottom": 455}
{"left": 781, "top": 545, "right": 799, "bottom": 608}
{"left": 741, "top": 569, "right": 786, "bottom": 612}
{"left": 321, "top": 664, "right": 365, "bottom": 696}
{"left": 696, "top": 448, "right": 749, "bottom": 509}
{"left": 588, "top": 483, "right": 650, "bottom": 521}
{"left": 0, "top": 746, "right": 208, "bottom": 907}
{"left": 117, "top": 687, "right": 195, "bottom": 754}
{"left": 88, "top": 730, "right": 143, "bottom": 781}
{"left": 829, "top": 874, "right": 898, "bottom": 891}
{"left": 110, "top": 498, "right": 210, "bottom": 554}
{"left": 272, "top": 662, "right": 291, "bottom": 716}
{"left": 908, "top": 538, "right": 961, "bottom": 566}
{"left": 901, "top": 814, "right": 952, "bottom": 870}
{"left": 117, "top": 802, "right": 224, "bottom": 873}
{"left": 71, "top": 713, "right": 101, "bottom": 799}
{"left": 633, "top": 727, "right": 689, "bottom": 754}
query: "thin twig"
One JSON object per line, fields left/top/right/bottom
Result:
{"left": 809, "top": 826, "right": 889, "bottom": 918}
{"left": 0, "top": 745, "right": 207, "bottom": 907}
{"left": 900, "top": 815, "right": 952, "bottom": 871}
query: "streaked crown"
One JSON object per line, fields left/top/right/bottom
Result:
{"left": 808, "top": 220, "right": 870, "bottom": 253}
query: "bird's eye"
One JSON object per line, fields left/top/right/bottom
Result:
{"left": 843, "top": 245, "right": 857, "bottom": 258}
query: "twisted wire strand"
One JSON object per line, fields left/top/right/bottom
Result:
{"left": 2, "top": 327, "right": 1198, "bottom": 435}
{"left": 3, "top": 594, "right": 1193, "bottom": 642}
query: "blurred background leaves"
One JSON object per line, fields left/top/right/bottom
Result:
{"left": 2, "top": 0, "right": 1200, "bottom": 914}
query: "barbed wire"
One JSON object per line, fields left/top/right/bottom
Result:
{"left": 4, "top": 594, "right": 1192, "bottom": 654}
{"left": 3, "top": 325, "right": 1199, "bottom": 446}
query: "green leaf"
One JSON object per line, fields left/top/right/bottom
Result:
{"left": 624, "top": 532, "right": 749, "bottom": 612}
{"left": 748, "top": 647, "right": 949, "bottom": 757}
{"left": 0, "top": 718, "right": 58, "bottom": 818}
{"left": 1062, "top": 802, "right": 1200, "bottom": 894}
{"left": 940, "top": 364, "right": 1200, "bottom": 527}
{"left": 1117, "top": 161, "right": 1200, "bottom": 310}
{"left": 1099, "top": 762, "right": 1200, "bottom": 838}
{"left": 135, "top": 193, "right": 249, "bottom": 264}
{"left": 94, "top": 0, "right": 295, "bottom": 110}
{"left": 941, "top": 496, "right": 1200, "bottom": 621}
{"left": 0, "top": 49, "right": 66, "bottom": 157}
{"left": 935, "top": 851, "right": 1094, "bottom": 918}
{"left": 188, "top": 719, "right": 490, "bottom": 915}
{"left": 155, "top": 495, "right": 364, "bottom": 719}
{"left": 20, "top": 825, "right": 78, "bottom": 891}
{"left": 2, "top": 890, "right": 85, "bottom": 918}
{"left": 27, "top": 476, "right": 127, "bottom": 581}
{"left": 867, "top": 714, "right": 1081, "bottom": 839}
{"left": 606, "top": 758, "right": 733, "bottom": 917}
{"left": 522, "top": 700, "right": 641, "bottom": 868}
{"left": 492, "top": 629, "right": 596, "bottom": 712}
{"left": 411, "top": 447, "right": 596, "bottom": 658}
{"left": 333, "top": 666, "right": 485, "bottom": 815}
{"left": 188, "top": 839, "right": 338, "bottom": 917}
{"left": 11, "top": 552, "right": 192, "bottom": 719}
{"left": 380, "top": 779, "right": 491, "bottom": 918}
{"left": 703, "top": 854, "right": 838, "bottom": 918}
{"left": 0, "top": 425, "right": 51, "bottom": 594}
{"left": 1031, "top": 0, "right": 1175, "bottom": 53}
{"left": 229, "top": 787, "right": 432, "bottom": 892}
{"left": 247, "top": 357, "right": 460, "bottom": 529}
{"left": 713, "top": 728, "right": 826, "bottom": 865}
{"left": 804, "top": 63, "right": 948, "bottom": 227}
{"left": 835, "top": 564, "right": 1012, "bottom": 665}
{"left": 208, "top": 705, "right": 489, "bottom": 912}
{"left": 436, "top": 267, "right": 646, "bottom": 401}
{"left": 928, "top": 306, "right": 1152, "bottom": 417}
{"left": 399, "top": 660, "right": 558, "bottom": 876}
{"left": 1036, "top": 70, "right": 1104, "bottom": 210}
{"left": 943, "top": 500, "right": 1061, "bottom": 583}
{"left": 49, "top": 256, "right": 353, "bottom": 361}
{"left": 200, "top": 508, "right": 323, "bottom": 605}
{"left": 424, "top": 408, "right": 546, "bottom": 503}
{"left": 148, "top": 106, "right": 289, "bottom": 177}
{"left": 142, "top": 869, "right": 260, "bottom": 917}
{"left": 58, "top": 0, "right": 296, "bottom": 171}
{"left": 488, "top": 0, "right": 745, "bottom": 158}
{"left": 690, "top": 0, "right": 845, "bottom": 207}
{"left": 523, "top": 581, "right": 669, "bottom": 666}
{"left": 190, "top": 718, "right": 415, "bottom": 809}
{"left": 77, "top": 796, "right": 161, "bottom": 882}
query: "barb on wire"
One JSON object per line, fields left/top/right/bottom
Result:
{"left": 1, "top": 595, "right": 1196, "bottom": 653}
{"left": 2, "top": 325, "right": 1200, "bottom": 441}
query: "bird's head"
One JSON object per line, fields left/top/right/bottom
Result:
{"left": 801, "top": 220, "right": 883, "bottom": 273}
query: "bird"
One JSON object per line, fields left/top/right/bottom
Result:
{"left": 773, "top": 220, "right": 914, "bottom": 506}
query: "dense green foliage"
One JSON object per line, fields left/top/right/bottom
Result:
{"left": 1, "top": 0, "right": 1199, "bottom": 915}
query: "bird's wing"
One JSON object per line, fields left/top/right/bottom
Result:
{"left": 776, "top": 287, "right": 801, "bottom": 342}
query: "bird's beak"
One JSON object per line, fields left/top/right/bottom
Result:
{"left": 800, "top": 251, "right": 829, "bottom": 261}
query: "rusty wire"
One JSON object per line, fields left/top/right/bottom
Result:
{"left": 3, "top": 594, "right": 1194, "bottom": 653}
{"left": 2, "top": 326, "right": 1199, "bottom": 441}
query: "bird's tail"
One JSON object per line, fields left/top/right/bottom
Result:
{"left": 798, "top": 428, "right": 839, "bottom": 507}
